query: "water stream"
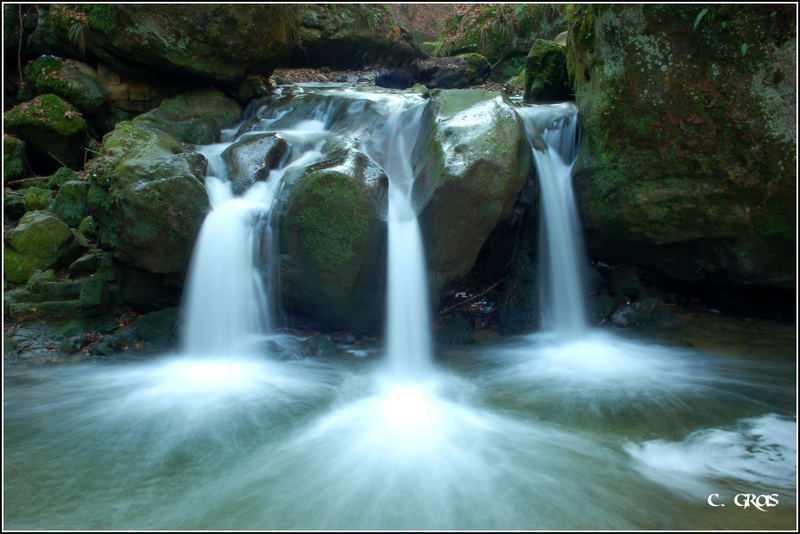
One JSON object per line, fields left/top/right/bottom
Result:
{"left": 3, "top": 87, "right": 795, "bottom": 530}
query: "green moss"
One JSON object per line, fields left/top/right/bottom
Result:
{"left": 48, "top": 166, "right": 78, "bottom": 189}
{"left": 23, "top": 186, "right": 54, "bottom": 211}
{"left": 77, "top": 215, "right": 97, "bottom": 238}
{"left": 4, "top": 94, "right": 86, "bottom": 136}
{"left": 20, "top": 55, "right": 107, "bottom": 115}
{"left": 51, "top": 180, "right": 89, "bottom": 227}
{"left": 3, "top": 135, "right": 26, "bottom": 181}
{"left": 290, "top": 171, "right": 370, "bottom": 270}
{"left": 525, "top": 39, "right": 570, "bottom": 102}
{"left": 84, "top": 4, "right": 117, "bottom": 34}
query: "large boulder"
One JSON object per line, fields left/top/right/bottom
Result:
{"left": 87, "top": 120, "right": 209, "bottom": 275}
{"left": 290, "top": 4, "right": 423, "bottom": 68}
{"left": 29, "top": 4, "right": 293, "bottom": 84}
{"left": 567, "top": 4, "right": 796, "bottom": 289}
{"left": 278, "top": 151, "right": 388, "bottom": 335}
{"left": 3, "top": 94, "right": 90, "bottom": 172}
{"left": 413, "top": 54, "right": 491, "bottom": 89}
{"left": 413, "top": 89, "right": 531, "bottom": 295}
{"left": 20, "top": 55, "right": 108, "bottom": 116}
{"left": 133, "top": 88, "right": 242, "bottom": 145}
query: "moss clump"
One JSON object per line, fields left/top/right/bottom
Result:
{"left": 4, "top": 94, "right": 86, "bottom": 136}
{"left": 84, "top": 4, "right": 118, "bottom": 35}
{"left": 289, "top": 171, "right": 370, "bottom": 270}
{"left": 4, "top": 94, "right": 89, "bottom": 171}
{"left": 4, "top": 211, "right": 75, "bottom": 283}
{"left": 23, "top": 186, "right": 54, "bottom": 211}
{"left": 48, "top": 166, "right": 78, "bottom": 189}
{"left": 20, "top": 55, "right": 108, "bottom": 115}
{"left": 77, "top": 215, "right": 97, "bottom": 238}
{"left": 50, "top": 180, "right": 89, "bottom": 227}
{"left": 524, "top": 39, "right": 570, "bottom": 102}
{"left": 133, "top": 89, "right": 242, "bottom": 144}
{"left": 3, "top": 135, "right": 26, "bottom": 182}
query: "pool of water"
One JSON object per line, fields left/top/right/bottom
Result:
{"left": 3, "top": 318, "right": 796, "bottom": 530}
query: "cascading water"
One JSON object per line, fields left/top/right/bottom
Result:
{"left": 362, "top": 97, "right": 433, "bottom": 378}
{"left": 4, "top": 86, "right": 795, "bottom": 531}
{"left": 516, "top": 104, "right": 587, "bottom": 337}
{"left": 180, "top": 108, "right": 327, "bottom": 357}
{"left": 180, "top": 174, "right": 271, "bottom": 356}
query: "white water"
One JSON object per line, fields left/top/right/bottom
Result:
{"left": 5, "top": 88, "right": 795, "bottom": 531}
{"left": 180, "top": 176, "right": 271, "bottom": 356}
{"left": 517, "top": 104, "right": 587, "bottom": 337}
{"left": 362, "top": 97, "right": 433, "bottom": 378}
{"left": 180, "top": 112, "right": 327, "bottom": 357}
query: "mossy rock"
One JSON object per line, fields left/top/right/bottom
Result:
{"left": 115, "top": 307, "right": 179, "bottom": 349}
{"left": 3, "top": 94, "right": 89, "bottom": 172}
{"left": 220, "top": 133, "right": 288, "bottom": 194}
{"left": 6, "top": 278, "right": 83, "bottom": 304}
{"left": 412, "top": 54, "right": 491, "bottom": 88}
{"left": 3, "top": 210, "right": 75, "bottom": 283}
{"left": 23, "top": 186, "right": 54, "bottom": 211}
{"left": 47, "top": 166, "right": 78, "bottom": 189}
{"left": 291, "top": 4, "right": 424, "bottom": 68}
{"left": 413, "top": 90, "right": 531, "bottom": 296}
{"left": 133, "top": 89, "right": 242, "bottom": 145}
{"left": 497, "top": 252, "right": 541, "bottom": 333}
{"left": 524, "top": 39, "right": 571, "bottom": 102}
{"left": 4, "top": 188, "right": 26, "bottom": 219}
{"left": 568, "top": 5, "right": 796, "bottom": 288}
{"left": 30, "top": 4, "right": 293, "bottom": 84}
{"left": 3, "top": 134, "right": 26, "bottom": 182}
{"left": 77, "top": 215, "right": 97, "bottom": 239}
{"left": 20, "top": 55, "right": 108, "bottom": 115}
{"left": 87, "top": 120, "right": 208, "bottom": 275}
{"left": 437, "top": 4, "right": 566, "bottom": 66}
{"left": 50, "top": 180, "right": 89, "bottom": 227}
{"left": 280, "top": 161, "right": 387, "bottom": 335}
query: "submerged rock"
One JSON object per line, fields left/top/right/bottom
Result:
{"left": 497, "top": 252, "right": 541, "bottom": 333}
{"left": 568, "top": 5, "right": 796, "bottom": 290}
{"left": 610, "top": 298, "right": 681, "bottom": 328}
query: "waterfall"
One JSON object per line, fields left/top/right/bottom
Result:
{"left": 180, "top": 177, "right": 271, "bottom": 356}
{"left": 181, "top": 118, "right": 326, "bottom": 357}
{"left": 362, "top": 98, "right": 433, "bottom": 377}
{"left": 517, "top": 104, "right": 587, "bottom": 337}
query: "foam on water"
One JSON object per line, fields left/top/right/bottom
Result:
{"left": 625, "top": 413, "right": 797, "bottom": 497}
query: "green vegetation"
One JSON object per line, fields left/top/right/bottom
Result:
{"left": 290, "top": 171, "right": 370, "bottom": 271}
